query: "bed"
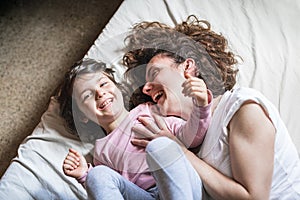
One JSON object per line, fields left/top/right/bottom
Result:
{"left": 1, "top": 0, "right": 299, "bottom": 199}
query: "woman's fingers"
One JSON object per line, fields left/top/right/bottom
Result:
{"left": 132, "top": 112, "right": 174, "bottom": 148}
{"left": 131, "top": 138, "right": 150, "bottom": 148}
{"left": 132, "top": 124, "right": 155, "bottom": 139}
{"left": 134, "top": 111, "right": 170, "bottom": 137}
{"left": 152, "top": 113, "right": 168, "bottom": 131}
{"left": 137, "top": 116, "right": 161, "bottom": 134}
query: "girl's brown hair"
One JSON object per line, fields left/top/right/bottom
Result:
{"left": 56, "top": 58, "right": 116, "bottom": 137}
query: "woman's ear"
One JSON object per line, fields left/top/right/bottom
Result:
{"left": 183, "top": 58, "right": 197, "bottom": 76}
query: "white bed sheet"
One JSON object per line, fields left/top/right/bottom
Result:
{"left": 87, "top": 0, "right": 300, "bottom": 153}
{"left": 1, "top": 0, "right": 299, "bottom": 199}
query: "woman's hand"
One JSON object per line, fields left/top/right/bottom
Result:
{"left": 62, "top": 148, "right": 88, "bottom": 179}
{"left": 131, "top": 113, "right": 186, "bottom": 150}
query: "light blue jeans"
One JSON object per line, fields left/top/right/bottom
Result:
{"left": 146, "top": 137, "right": 203, "bottom": 200}
{"left": 85, "top": 165, "right": 159, "bottom": 200}
{"left": 85, "top": 137, "right": 202, "bottom": 200}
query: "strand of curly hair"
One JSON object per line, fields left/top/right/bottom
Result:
{"left": 123, "top": 15, "right": 239, "bottom": 94}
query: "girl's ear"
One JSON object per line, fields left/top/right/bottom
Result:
{"left": 80, "top": 116, "right": 89, "bottom": 124}
{"left": 76, "top": 110, "right": 89, "bottom": 123}
{"left": 183, "top": 58, "right": 197, "bottom": 77}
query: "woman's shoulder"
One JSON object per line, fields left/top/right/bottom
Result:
{"left": 223, "top": 87, "right": 267, "bottom": 107}
{"left": 217, "top": 87, "right": 270, "bottom": 124}
{"left": 230, "top": 87, "right": 264, "bottom": 99}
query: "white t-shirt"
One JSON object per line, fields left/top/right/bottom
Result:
{"left": 198, "top": 87, "right": 300, "bottom": 199}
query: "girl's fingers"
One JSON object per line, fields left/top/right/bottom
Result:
{"left": 184, "top": 72, "right": 192, "bottom": 79}
{"left": 66, "top": 153, "right": 80, "bottom": 163}
{"left": 64, "top": 156, "right": 79, "bottom": 165}
{"left": 64, "top": 157, "right": 79, "bottom": 168}
{"left": 69, "top": 148, "right": 78, "bottom": 154}
{"left": 182, "top": 77, "right": 205, "bottom": 88}
{"left": 63, "top": 163, "right": 75, "bottom": 171}
{"left": 69, "top": 148, "right": 81, "bottom": 157}
{"left": 182, "top": 80, "right": 205, "bottom": 91}
{"left": 182, "top": 86, "right": 206, "bottom": 96}
{"left": 68, "top": 149, "right": 81, "bottom": 160}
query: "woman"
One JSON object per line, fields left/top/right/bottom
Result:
{"left": 123, "top": 15, "right": 300, "bottom": 199}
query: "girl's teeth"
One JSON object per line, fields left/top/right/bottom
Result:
{"left": 100, "top": 99, "right": 112, "bottom": 108}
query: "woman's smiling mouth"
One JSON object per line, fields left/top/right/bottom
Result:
{"left": 153, "top": 91, "right": 164, "bottom": 103}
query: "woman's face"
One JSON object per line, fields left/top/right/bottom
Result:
{"left": 142, "top": 54, "right": 193, "bottom": 120}
{"left": 73, "top": 71, "right": 127, "bottom": 127}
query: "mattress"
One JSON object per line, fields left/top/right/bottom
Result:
{"left": 1, "top": 0, "right": 299, "bottom": 199}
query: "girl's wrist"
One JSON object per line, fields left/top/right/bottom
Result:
{"left": 77, "top": 163, "right": 93, "bottom": 184}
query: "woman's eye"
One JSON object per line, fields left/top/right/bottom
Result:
{"left": 150, "top": 69, "right": 159, "bottom": 80}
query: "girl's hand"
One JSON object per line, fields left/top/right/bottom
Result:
{"left": 62, "top": 148, "right": 88, "bottom": 179}
{"left": 182, "top": 73, "right": 209, "bottom": 107}
{"left": 131, "top": 113, "right": 186, "bottom": 150}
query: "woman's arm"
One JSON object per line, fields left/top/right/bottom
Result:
{"left": 186, "top": 102, "right": 275, "bottom": 200}
{"left": 132, "top": 102, "right": 275, "bottom": 199}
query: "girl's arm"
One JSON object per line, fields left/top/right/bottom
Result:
{"left": 63, "top": 148, "right": 89, "bottom": 180}
{"left": 179, "top": 73, "right": 212, "bottom": 147}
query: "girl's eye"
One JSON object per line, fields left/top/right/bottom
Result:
{"left": 100, "top": 81, "right": 108, "bottom": 87}
{"left": 82, "top": 91, "right": 93, "bottom": 102}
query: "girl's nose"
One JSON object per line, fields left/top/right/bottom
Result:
{"left": 142, "top": 82, "right": 152, "bottom": 95}
{"left": 95, "top": 87, "right": 105, "bottom": 99}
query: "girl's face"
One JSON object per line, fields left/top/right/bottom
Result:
{"left": 143, "top": 54, "right": 193, "bottom": 120}
{"left": 73, "top": 71, "right": 127, "bottom": 128}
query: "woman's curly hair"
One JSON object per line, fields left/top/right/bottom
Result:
{"left": 123, "top": 15, "right": 239, "bottom": 107}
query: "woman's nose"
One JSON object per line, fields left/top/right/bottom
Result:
{"left": 142, "top": 82, "right": 152, "bottom": 95}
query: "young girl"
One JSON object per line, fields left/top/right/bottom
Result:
{"left": 59, "top": 58, "right": 212, "bottom": 199}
